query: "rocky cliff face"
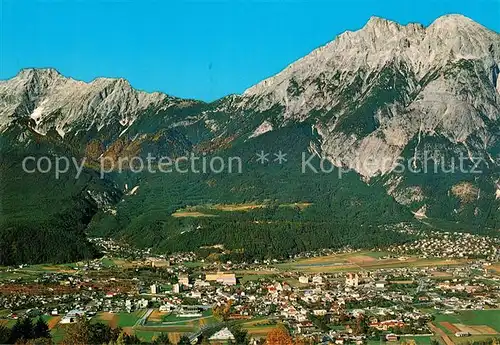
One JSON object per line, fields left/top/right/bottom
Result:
{"left": 0, "top": 68, "right": 170, "bottom": 138}
{"left": 0, "top": 14, "right": 499, "bottom": 239}
{"left": 236, "top": 14, "right": 500, "bottom": 176}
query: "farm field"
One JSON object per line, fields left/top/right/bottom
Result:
{"left": 238, "top": 273, "right": 277, "bottom": 284}
{"left": 40, "top": 309, "right": 208, "bottom": 343}
{"left": 50, "top": 324, "right": 69, "bottom": 343}
{"left": 277, "top": 251, "right": 469, "bottom": 273}
{"left": 0, "top": 263, "right": 80, "bottom": 280}
{"left": 48, "top": 322, "right": 185, "bottom": 344}
{"left": 93, "top": 310, "right": 144, "bottom": 328}
{"left": 450, "top": 335, "right": 500, "bottom": 345}
{"left": 433, "top": 310, "right": 500, "bottom": 335}
{"left": 398, "top": 336, "right": 436, "bottom": 345}
{"left": 133, "top": 330, "right": 184, "bottom": 344}
{"left": 0, "top": 313, "right": 61, "bottom": 329}
{"left": 368, "top": 336, "right": 438, "bottom": 345}
{"left": 238, "top": 318, "right": 276, "bottom": 339}
{"left": 2, "top": 309, "right": 216, "bottom": 343}
{"left": 172, "top": 202, "right": 312, "bottom": 217}
{"left": 489, "top": 264, "right": 500, "bottom": 275}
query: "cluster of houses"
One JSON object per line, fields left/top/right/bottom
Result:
{"left": 388, "top": 229, "right": 500, "bottom": 260}
{"left": 0, "top": 235, "right": 499, "bottom": 344}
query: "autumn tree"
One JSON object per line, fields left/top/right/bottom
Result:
{"left": 293, "top": 336, "right": 314, "bottom": 345}
{"left": 265, "top": 325, "right": 293, "bottom": 345}
{"left": 152, "top": 332, "right": 172, "bottom": 345}
{"left": 62, "top": 316, "right": 91, "bottom": 345}
{"left": 353, "top": 314, "right": 369, "bottom": 335}
{"left": 213, "top": 300, "right": 233, "bottom": 321}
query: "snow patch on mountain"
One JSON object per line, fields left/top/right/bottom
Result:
{"left": 29, "top": 106, "right": 44, "bottom": 124}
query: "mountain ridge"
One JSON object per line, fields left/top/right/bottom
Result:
{"left": 0, "top": 14, "right": 499, "bottom": 264}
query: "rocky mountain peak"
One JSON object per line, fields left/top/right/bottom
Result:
{"left": 364, "top": 16, "right": 406, "bottom": 31}
{"left": 238, "top": 14, "right": 500, "bottom": 177}
{"left": 242, "top": 14, "right": 498, "bottom": 108}
{"left": 17, "top": 67, "right": 61, "bottom": 80}
{"left": 0, "top": 69, "right": 168, "bottom": 136}
{"left": 429, "top": 13, "right": 480, "bottom": 30}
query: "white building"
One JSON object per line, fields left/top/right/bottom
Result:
{"left": 209, "top": 327, "right": 235, "bottom": 342}
{"left": 60, "top": 309, "right": 86, "bottom": 324}
{"left": 312, "top": 275, "right": 323, "bottom": 285}
{"left": 178, "top": 274, "right": 189, "bottom": 286}
{"left": 346, "top": 273, "right": 359, "bottom": 287}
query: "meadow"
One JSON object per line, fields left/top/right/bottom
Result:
{"left": 171, "top": 202, "right": 312, "bottom": 217}
{"left": 276, "top": 251, "right": 469, "bottom": 273}
{"left": 434, "top": 310, "right": 500, "bottom": 334}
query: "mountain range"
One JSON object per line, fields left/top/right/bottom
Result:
{"left": 0, "top": 14, "right": 499, "bottom": 265}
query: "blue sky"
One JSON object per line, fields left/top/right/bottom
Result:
{"left": 1, "top": 0, "right": 499, "bottom": 101}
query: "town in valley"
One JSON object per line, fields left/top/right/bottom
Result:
{"left": 0, "top": 232, "right": 499, "bottom": 345}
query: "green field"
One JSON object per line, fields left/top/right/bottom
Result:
{"left": 451, "top": 335, "right": 500, "bottom": 345}
{"left": 118, "top": 311, "right": 143, "bottom": 327}
{"left": 399, "top": 335, "right": 437, "bottom": 345}
{"left": 172, "top": 202, "right": 313, "bottom": 218}
{"left": 100, "top": 257, "right": 117, "bottom": 268}
{"left": 434, "top": 310, "right": 500, "bottom": 333}
{"left": 93, "top": 310, "right": 143, "bottom": 328}
{"left": 239, "top": 274, "right": 275, "bottom": 284}
{"left": 277, "top": 251, "right": 468, "bottom": 273}
{"left": 50, "top": 324, "right": 69, "bottom": 343}
{"left": 237, "top": 318, "right": 276, "bottom": 338}
{"left": 133, "top": 330, "right": 163, "bottom": 342}
{"left": 367, "top": 337, "right": 440, "bottom": 345}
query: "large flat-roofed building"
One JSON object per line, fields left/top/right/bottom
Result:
{"left": 178, "top": 274, "right": 189, "bottom": 286}
{"left": 205, "top": 272, "right": 237, "bottom": 286}
{"left": 346, "top": 273, "right": 359, "bottom": 287}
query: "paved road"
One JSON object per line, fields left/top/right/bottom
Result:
{"left": 134, "top": 308, "right": 153, "bottom": 327}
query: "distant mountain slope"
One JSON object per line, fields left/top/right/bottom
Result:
{"left": 0, "top": 14, "right": 498, "bottom": 264}
{"left": 0, "top": 138, "right": 120, "bottom": 265}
